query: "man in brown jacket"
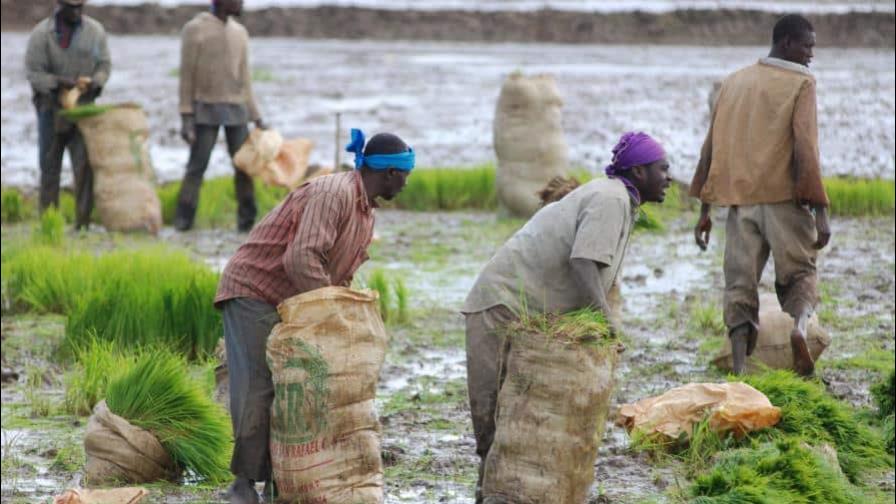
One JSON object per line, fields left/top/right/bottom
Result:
{"left": 175, "top": 0, "right": 264, "bottom": 232}
{"left": 690, "top": 14, "right": 831, "bottom": 376}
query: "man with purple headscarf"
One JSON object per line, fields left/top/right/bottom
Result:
{"left": 462, "top": 132, "right": 671, "bottom": 503}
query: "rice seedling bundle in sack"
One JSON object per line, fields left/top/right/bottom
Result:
{"left": 482, "top": 309, "right": 622, "bottom": 504}
{"left": 268, "top": 286, "right": 389, "bottom": 503}
{"left": 71, "top": 103, "right": 162, "bottom": 233}
{"left": 493, "top": 72, "right": 568, "bottom": 217}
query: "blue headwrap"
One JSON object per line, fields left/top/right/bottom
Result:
{"left": 345, "top": 128, "right": 415, "bottom": 171}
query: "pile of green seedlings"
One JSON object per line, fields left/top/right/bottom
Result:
{"left": 361, "top": 268, "right": 410, "bottom": 325}
{"left": 629, "top": 370, "right": 894, "bottom": 503}
{"left": 514, "top": 306, "right": 615, "bottom": 347}
{"left": 871, "top": 369, "right": 895, "bottom": 454}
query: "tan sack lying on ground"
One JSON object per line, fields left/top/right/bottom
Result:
{"left": 75, "top": 103, "right": 162, "bottom": 233}
{"left": 268, "top": 286, "right": 389, "bottom": 504}
{"left": 84, "top": 400, "right": 178, "bottom": 484}
{"left": 713, "top": 293, "right": 830, "bottom": 373}
{"left": 53, "top": 487, "right": 148, "bottom": 504}
{"left": 234, "top": 129, "right": 318, "bottom": 189}
{"left": 494, "top": 72, "right": 568, "bottom": 217}
{"left": 617, "top": 382, "right": 781, "bottom": 440}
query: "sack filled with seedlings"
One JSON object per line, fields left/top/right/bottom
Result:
{"left": 482, "top": 308, "right": 622, "bottom": 504}
{"left": 268, "top": 286, "right": 389, "bottom": 504}
{"left": 713, "top": 294, "right": 830, "bottom": 373}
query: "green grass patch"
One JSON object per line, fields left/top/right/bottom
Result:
{"left": 1, "top": 187, "right": 30, "bottom": 223}
{"left": 825, "top": 177, "right": 895, "bottom": 217}
{"left": 871, "top": 368, "right": 895, "bottom": 418}
{"left": 2, "top": 244, "right": 221, "bottom": 359}
{"left": 360, "top": 269, "right": 411, "bottom": 325}
{"left": 689, "top": 439, "right": 869, "bottom": 504}
{"left": 32, "top": 207, "right": 65, "bottom": 247}
{"left": 105, "top": 351, "right": 232, "bottom": 483}
{"left": 820, "top": 347, "right": 895, "bottom": 374}
{"left": 157, "top": 177, "right": 289, "bottom": 229}
{"left": 64, "top": 338, "right": 137, "bottom": 416}
{"left": 515, "top": 306, "right": 613, "bottom": 347}
{"left": 386, "top": 164, "right": 497, "bottom": 211}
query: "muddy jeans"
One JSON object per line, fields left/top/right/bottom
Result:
{"left": 175, "top": 123, "right": 255, "bottom": 230}
{"left": 222, "top": 297, "right": 281, "bottom": 482}
{"left": 36, "top": 104, "right": 94, "bottom": 229}
{"left": 464, "top": 305, "right": 518, "bottom": 504}
{"left": 723, "top": 202, "right": 819, "bottom": 336}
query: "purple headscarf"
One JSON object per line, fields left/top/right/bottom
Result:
{"left": 604, "top": 132, "right": 666, "bottom": 205}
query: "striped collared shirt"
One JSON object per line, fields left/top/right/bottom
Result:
{"left": 215, "top": 171, "right": 375, "bottom": 307}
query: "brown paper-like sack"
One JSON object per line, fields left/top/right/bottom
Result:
{"left": 482, "top": 330, "right": 621, "bottom": 504}
{"left": 713, "top": 294, "right": 831, "bottom": 373}
{"left": 53, "top": 487, "right": 148, "bottom": 504}
{"left": 268, "top": 287, "right": 388, "bottom": 504}
{"left": 84, "top": 401, "right": 177, "bottom": 484}
{"left": 617, "top": 382, "right": 781, "bottom": 440}
{"left": 75, "top": 103, "right": 162, "bottom": 233}
{"left": 235, "top": 129, "right": 316, "bottom": 190}
{"left": 493, "top": 72, "right": 568, "bottom": 217}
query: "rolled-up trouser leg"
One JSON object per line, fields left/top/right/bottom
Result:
{"left": 763, "top": 202, "right": 819, "bottom": 319}
{"left": 225, "top": 125, "right": 256, "bottom": 231}
{"left": 465, "top": 305, "right": 517, "bottom": 504}
{"left": 175, "top": 124, "right": 219, "bottom": 228}
{"left": 222, "top": 297, "right": 281, "bottom": 482}
{"left": 723, "top": 205, "right": 771, "bottom": 340}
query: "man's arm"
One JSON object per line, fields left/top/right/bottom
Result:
{"left": 691, "top": 123, "right": 715, "bottom": 250}
{"left": 242, "top": 36, "right": 262, "bottom": 126}
{"left": 178, "top": 22, "right": 199, "bottom": 117}
{"left": 283, "top": 193, "right": 344, "bottom": 293}
{"left": 24, "top": 25, "right": 63, "bottom": 95}
{"left": 90, "top": 25, "right": 111, "bottom": 90}
{"left": 792, "top": 79, "right": 831, "bottom": 249}
{"left": 570, "top": 258, "right": 613, "bottom": 318}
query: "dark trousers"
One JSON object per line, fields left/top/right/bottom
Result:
{"left": 37, "top": 105, "right": 94, "bottom": 229}
{"left": 175, "top": 124, "right": 255, "bottom": 230}
{"left": 222, "top": 297, "right": 280, "bottom": 482}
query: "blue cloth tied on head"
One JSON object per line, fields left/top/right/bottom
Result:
{"left": 345, "top": 128, "right": 415, "bottom": 172}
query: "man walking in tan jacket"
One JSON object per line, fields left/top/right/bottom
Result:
{"left": 689, "top": 14, "right": 831, "bottom": 376}
{"left": 175, "top": 0, "right": 265, "bottom": 232}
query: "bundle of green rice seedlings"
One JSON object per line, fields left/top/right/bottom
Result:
{"left": 32, "top": 207, "right": 65, "bottom": 246}
{"left": 389, "top": 164, "right": 497, "bottom": 211}
{"left": 105, "top": 350, "right": 231, "bottom": 482}
{"left": 366, "top": 269, "right": 392, "bottom": 323}
{"left": 742, "top": 370, "right": 893, "bottom": 482}
{"left": 871, "top": 369, "right": 895, "bottom": 418}
{"left": 1, "top": 246, "right": 96, "bottom": 314}
{"left": 64, "top": 336, "right": 136, "bottom": 416}
{"left": 394, "top": 277, "right": 409, "bottom": 324}
{"left": 689, "top": 439, "right": 865, "bottom": 504}
{"left": 516, "top": 307, "right": 613, "bottom": 347}
{"left": 1, "top": 187, "right": 30, "bottom": 223}
{"left": 824, "top": 177, "right": 895, "bottom": 217}
{"left": 59, "top": 104, "right": 113, "bottom": 121}
{"left": 635, "top": 206, "right": 663, "bottom": 232}
{"left": 157, "top": 177, "right": 288, "bottom": 228}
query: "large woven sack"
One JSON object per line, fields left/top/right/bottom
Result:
{"left": 234, "top": 128, "right": 283, "bottom": 177}
{"left": 268, "top": 286, "right": 388, "bottom": 504}
{"left": 493, "top": 72, "right": 568, "bottom": 217}
{"left": 482, "top": 328, "right": 621, "bottom": 504}
{"left": 617, "top": 382, "right": 781, "bottom": 441}
{"left": 76, "top": 103, "right": 161, "bottom": 233}
{"left": 83, "top": 401, "right": 177, "bottom": 484}
{"left": 713, "top": 293, "right": 830, "bottom": 373}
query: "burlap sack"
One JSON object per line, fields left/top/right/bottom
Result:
{"left": 482, "top": 330, "right": 621, "bottom": 504}
{"left": 53, "top": 487, "right": 148, "bottom": 504}
{"left": 84, "top": 401, "right": 177, "bottom": 484}
{"left": 235, "top": 129, "right": 315, "bottom": 190}
{"left": 493, "top": 72, "right": 568, "bottom": 217}
{"left": 75, "top": 103, "right": 162, "bottom": 233}
{"left": 617, "top": 382, "right": 781, "bottom": 441}
{"left": 268, "top": 287, "right": 388, "bottom": 504}
{"left": 713, "top": 294, "right": 831, "bottom": 373}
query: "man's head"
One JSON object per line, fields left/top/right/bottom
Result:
{"left": 604, "top": 132, "right": 671, "bottom": 204}
{"left": 213, "top": 0, "right": 243, "bottom": 17}
{"left": 57, "top": 0, "right": 84, "bottom": 25}
{"left": 771, "top": 14, "right": 815, "bottom": 66}
{"left": 345, "top": 129, "right": 414, "bottom": 201}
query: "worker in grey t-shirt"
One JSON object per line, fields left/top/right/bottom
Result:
{"left": 462, "top": 132, "right": 671, "bottom": 503}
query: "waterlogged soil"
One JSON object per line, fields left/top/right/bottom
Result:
{"left": 2, "top": 208, "right": 894, "bottom": 503}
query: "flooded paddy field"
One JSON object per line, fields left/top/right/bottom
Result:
{"left": 2, "top": 32, "right": 894, "bottom": 190}
{"left": 2, "top": 204, "right": 893, "bottom": 502}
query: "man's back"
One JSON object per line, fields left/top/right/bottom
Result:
{"left": 699, "top": 59, "right": 816, "bottom": 206}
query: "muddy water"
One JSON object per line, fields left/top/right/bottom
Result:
{"left": 2, "top": 32, "right": 894, "bottom": 191}
{"left": 2, "top": 208, "right": 894, "bottom": 502}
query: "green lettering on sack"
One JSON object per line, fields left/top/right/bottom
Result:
{"left": 270, "top": 339, "right": 330, "bottom": 444}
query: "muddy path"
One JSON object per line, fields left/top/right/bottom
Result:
{"left": 2, "top": 208, "right": 894, "bottom": 502}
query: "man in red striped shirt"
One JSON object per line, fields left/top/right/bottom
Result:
{"left": 216, "top": 129, "right": 413, "bottom": 504}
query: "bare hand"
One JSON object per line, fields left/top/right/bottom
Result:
{"left": 812, "top": 206, "right": 831, "bottom": 250}
{"left": 694, "top": 204, "right": 712, "bottom": 251}
{"left": 181, "top": 115, "right": 196, "bottom": 145}
{"left": 57, "top": 76, "right": 77, "bottom": 89}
